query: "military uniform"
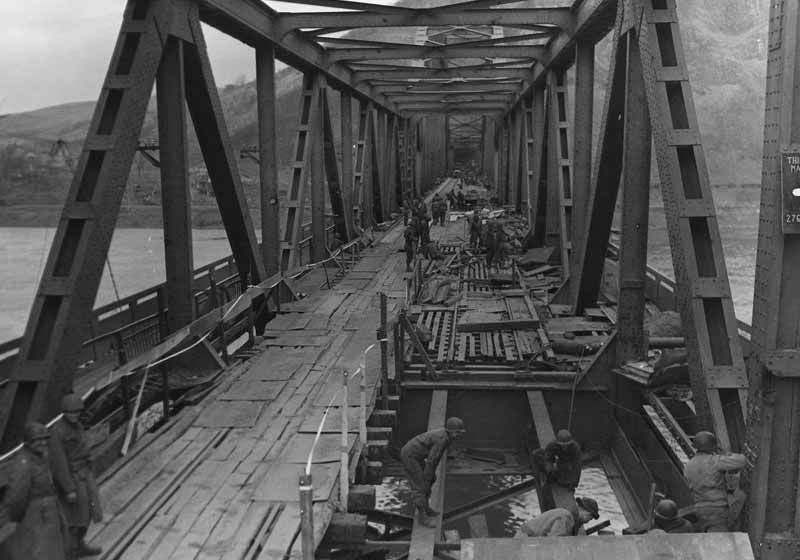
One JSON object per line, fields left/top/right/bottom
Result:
{"left": 404, "top": 222, "right": 419, "bottom": 270}
{"left": 50, "top": 418, "right": 103, "bottom": 558}
{"left": 533, "top": 438, "right": 582, "bottom": 490}
{"left": 469, "top": 215, "right": 482, "bottom": 248}
{"left": 515, "top": 508, "right": 578, "bottom": 537}
{"left": 6, "top": 445, "right": 67, "bottom": 559}
{"left": 684, "top": 452, "right": 746, "bottom": 532}
{"left": 400, "top": 428, "right": 451, "bottom": 508}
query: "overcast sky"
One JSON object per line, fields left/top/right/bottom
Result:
{"left": 0, "top": 0, "right": 396, "bottom": 115}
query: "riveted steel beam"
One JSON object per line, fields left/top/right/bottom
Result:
{"left": 327, "top": 45, "right": 546, "bottom": 63}
{"left": 386, "top": 93, "right": 514, "bottom": 104}
{"left": 198, "top": 0, "right": 397, "bottom": 113}
{"left": 355, "top": 67, "right": 533, "bottom": 83}
{"left": 276, "top": 8, "right": 574, "bottom": 34}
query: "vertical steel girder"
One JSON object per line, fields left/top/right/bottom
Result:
{"left": 0, "top": 0, "right": 265, "bottom": 448}
{"left": 320, "top": 88, "right": 349, "bottom": 244}
{"left": 543, "top": 72, "right": 562, "bottom": 253}
{"left": 529, "top": 86, "right": 547, "bottom": 246}
{"left": 571, "top": 6, "right": 627, "bottom": 314}
{"left": 257, "top": 44, "right": 281, "bottom": 276}
{"left": 353, "top": 100, "right": 371, "bottom": 230}
{"left": 746, "top": 1, "right": 800, "bottom": 553}
{"left": 157, "top": 37, "right": 195, "bottom": 332}
{"left": 369, "top": 105, "right": 385, "bottom": 223}
{"left": 310, "top": 78, "right": 327, "bottom": 263}
{"left": 549, "top": 69, "right": 574, "bottom": 275}
{"left": 569, "top": 40, "right": 595, "bottom": 287}
{"left": 280, "top": 73, "right": 321, "bottom": 271}
{"left": 615, "top": 31, "right": 652, "bottom": 365}
{"left": 340, "top": 91, "right": 354, "bottom": 240}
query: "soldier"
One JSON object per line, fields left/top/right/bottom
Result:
{"left": 515, "top": 497, "right": 599, "bottom": 537}
{"left": 401, "top": 417, "right": 466, "bottom": 527}
{"left": 50, "top": 394, "right": 103, "bottom": 558}
{"left": 469, "top": 212, "right": 482, "bottom": 249}
{"left": 5, "top": 422, "right": 67, "bottom": 560}
{"left": 404, "top": 219, "right": 420, "bottom": 271}
{"left": 649, "top": 499, "right": 695, "bottom": 533}
{"left": 531, "top": 429, "right": 583, "bottom": 512}
{"left": 485, "top": 220, "right": 505, "bottom": 270}
{"left": 684, "top": 431, "right": 746, "bottom": 532}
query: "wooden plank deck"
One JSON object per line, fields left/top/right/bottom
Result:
{"left": 86, "top": 180, "right": 459, "bottom": 560}
{"left": 87, "top": 227, "right": 412, "bottom": 560}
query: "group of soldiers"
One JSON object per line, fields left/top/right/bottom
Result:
{"left": 2, "top": 394, "right": 103, "bottom": 559}
{"left": 401, "top": 419, "right": 747, "bottom": 537}
{"left": 520, "top": 428, "right": 746, "bottom": 536}
{"left": 403, "top": 189, "right": 509, "bottom": 273}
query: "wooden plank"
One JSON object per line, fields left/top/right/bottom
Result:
{"left": 194, "top": 400, "right": 264, "bottom": 428}
{"left": 546, "top": 317, "right": 613, "bottom": 334}
{"left": 219, "top": 379, "right": 286, "bottom": 401}
{"left": 457, "top": 318, "right": 540, "bottom": 332}
{"left": 255, "top": 503, "right": 301, "bottom": 560}
{"left": 408, "top": 390, "right": 448, "bottom": 560}
{"left": 221, "top": 502, "right": 279, "bottom": 560}
{"left": 468, "top": 514, "right": 489, "bottom": 538}
{"left": 279, "top": 432, "right": 358, "bottom": 463}
{"left": 527, "top": 391, "right": 555, "bottom": 445}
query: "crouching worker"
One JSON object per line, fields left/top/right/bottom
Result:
{"left": 401, "top": 417, "right": 466, "bottom": 527}
{"left": 515, "top": 497, "right": 599, "bottom": 537}
{"left": 50, "top": 394, "right": 103, "bottom": 558}
{"left": 5, "top": 422, "right": 68, "bottom": 560}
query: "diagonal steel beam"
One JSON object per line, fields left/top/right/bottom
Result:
{"left": 275, "top": 8, "right": 575, "bottom": 33}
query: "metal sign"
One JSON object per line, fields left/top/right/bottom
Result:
{"left": 781, "top": 151, "right": 800, "bottom": 234}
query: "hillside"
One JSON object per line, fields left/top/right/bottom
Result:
{"left": 0, "top": 0, "right": 770, "bottom": 225}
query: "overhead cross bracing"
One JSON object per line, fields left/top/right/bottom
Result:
{"left": 199, "top": 0, "right": 619, "bottom": 118}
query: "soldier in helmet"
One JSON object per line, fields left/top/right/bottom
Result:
{"left": 49, "top": 394, "right": 103, "bottom": 558}
{"left": 515, "top": 497, "right": 599, "bottom": 537}
{"left": 400, "top": 417, "right": 466, "bottom": 527}
{"left": 530, "top": 429, "right": 583, "bottom": 512}
{"left": 532, "top": 429, "right": 583, "bottom": 491}
{"left": 684, "top": 431, "right": 746, "bottom": 532}
{"left": 5, "top": 422, "right": 67, "bottom": 560}
{"left": 649, "top": 499, "right": 695, "bottom": 533}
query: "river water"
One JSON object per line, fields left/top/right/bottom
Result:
{"left": 0, "top": 185, "right": 761, "bottom": 536}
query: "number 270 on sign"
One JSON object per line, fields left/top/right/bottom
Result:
{"left": 786, "top": 213, "right": 800, "bottom": 223}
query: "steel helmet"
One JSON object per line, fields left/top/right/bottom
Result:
{"left": 692, "top": 431, "right": 717, "bottom": 453}
{"left": 654, "top": 499, "right": 679, "bottom": 520}
{"left": 576, "top": 497, "right": 600, "bottom": 519}
{"left": 556, "top": 429, "right": 574, "bottom": 445}
{"left": 62, "top": 393, "right": 84, "bottom": 413}
{"left": 23, "top": 422, "right": 49, "bottom": 443}
{"left": 445, "top": 417, "right": 465, "bottom": 433}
